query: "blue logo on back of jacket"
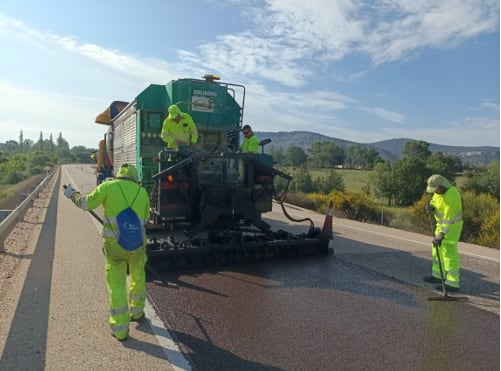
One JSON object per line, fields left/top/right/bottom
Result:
{"left": 122, "top": 222, "right": 140, "bottom": 232}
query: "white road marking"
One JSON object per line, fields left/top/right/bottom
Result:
{"left": 333, "top": 221, "right": 500, "bottom": 263}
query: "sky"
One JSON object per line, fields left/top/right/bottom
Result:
{"left": 0, "top": 0, "right": 499, "bottom": 149}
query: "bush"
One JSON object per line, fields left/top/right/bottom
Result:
{"left": 462, "top": 191, "right": 499, "bottom": 248}
{"left": 1, "top": 169, "right": 25, "bottom": 185}
{"left": 283, "top": 192, "right": 316, "bottom": 211}
{"left": 407, "top": 195, "right": 434, "bottom": 235}
{"left": 385, "top": 208, "right": 413, "bottom": 231}
{"left": 475, "top": 209, "right": 500, "bottom": 248}
{"left": 328, "top": 190, "right": 380, "bottom": 223}
{"left": 409, "top": 191, "right": 499, "bottom": 249}
{"left": 307, "top": 193, "right": 331, "bottom": 213}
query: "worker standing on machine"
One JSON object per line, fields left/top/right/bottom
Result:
{"left": 63, "top": 164, "right": 150, "bottom": 341}
{"left": 423, "top": 174, "right": 463, "bottom": 292}
{"left": 161, "top": 104, "right": 198, "bottom": 151}
{"left": 240, "top": 124, "right": 259, "bottom": 153}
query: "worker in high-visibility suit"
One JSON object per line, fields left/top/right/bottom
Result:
{"left": 64, "top": 164, "right": 150, "bottom": 341}
{"left": 423, "top": 174, "right": 463, "bottom": 292}
{"left": 161, "top": 104, "right": 198, "bottom": 151}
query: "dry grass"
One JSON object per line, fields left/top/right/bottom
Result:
{"left": 0, "top": 175, "right": 43, "bottom": 209}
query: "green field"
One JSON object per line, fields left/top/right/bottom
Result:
{"left": 325, "top": 169, "right": 373, "bottom": 191}
{"left": 307, "top": 168, "right": 467, "bottom": 193}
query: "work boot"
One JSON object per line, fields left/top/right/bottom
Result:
{"left": 131, "top": 312, "right": 145, "bottom": 322}
{"left": 435, "top": 284, "right": 460, "bottom": 292}
{"left": 423, "top": 276, "right": 441, "bottom": 284}
{"left": 111, "top": 331, "right": 129, "bottom": 341}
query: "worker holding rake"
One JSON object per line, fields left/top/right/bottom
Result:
{"left": 423, "top": 174, "right": 463, "bottom": 292}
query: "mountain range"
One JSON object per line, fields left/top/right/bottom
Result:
{"left": 256, "top": 131, "right": 499, "bottom": 167}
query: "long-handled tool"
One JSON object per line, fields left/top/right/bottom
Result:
{"left": 63, "top": 184, "right": 104, "bottom": 224}
{"left": 426, "top": 212, "right": 468, "bottom": 302}
{"left": 427, "top": 243, "right": 467, "bottom": 301}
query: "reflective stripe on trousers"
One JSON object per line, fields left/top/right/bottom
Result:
{"left": 104, "top": 240, "right": 147, "bottom": 336}
{"left": 129, "top": 292, "right": 146, "bottom": 318}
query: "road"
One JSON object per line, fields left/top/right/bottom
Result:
{"left": 0, "top": 164, "right": 499, "bottom": 370}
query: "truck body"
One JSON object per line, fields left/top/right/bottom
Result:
{"left": 94, "top": 75, "right": 331, "bottom": 268}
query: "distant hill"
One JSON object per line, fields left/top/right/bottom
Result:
{"left": 257, "top": 131, "right": 499, "bottom": 166}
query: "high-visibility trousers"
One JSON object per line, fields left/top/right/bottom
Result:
{"left": 103, "top": 239, "right": 147, "bottom": 338}
{"left": 431, "top": 239, "right": 460, "bottom": 288}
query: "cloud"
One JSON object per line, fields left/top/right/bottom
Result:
{"left": 187, "top": 0, "right": 499, "bottom": 85}
{"left": 0, "top": 81, "right": 108, "bottom": 148}
{"left": 0, "top": 5, "right": 498, "bottom": 148}
{"left": 54, "top": 37, "right": 179, "bottom": 84}
{"left": 481, "top": 99, "right": 500, "bottom": 112}
{"left": 362, "top": 106, "right": 407, "bottom": 124}
{"left": 0, "top": 14, "right": 200, "bottom": 147}
{"left": 240, "top": 81, "right": 356, "bottom": 132}
{"left": 361, "top": 1, "right": 500, "bottom": 64}
{"left": 192, "top": 33, "right": 312, "bottom": 87}
{"left": 0, "top": 13, "right": 192, "bottom": 88}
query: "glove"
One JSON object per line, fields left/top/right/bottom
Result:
{"left": 63, "top": 184, "right": 76, "bottom": 199}
{"left": 425, "top": 203, "right": 434, "bottom": 214}
{"left": 432, "top": 233, "right": 444, "bottom": 247}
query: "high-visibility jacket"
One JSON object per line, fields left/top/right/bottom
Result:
{"left": 430, "top": 186, "right": 463, "bottom": 242}
{"left": 241, "top": 134, "right": 259, "bottom": 153}
{"left": 71, "top": 179, "right": 150, "bottom": 242}
{"left": 70, "top": 178, "right": 150, "bottom": 338}
{"left": 161, "top": 113, "right": 198, "bottom": 151}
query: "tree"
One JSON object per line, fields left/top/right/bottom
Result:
{"left": 33, "top": 131, "right": 44, "bottom": 151}
{"left": 19, "top": 130, "right": 24, "bottom": 152}
{"left": 402, "top": 140, "right": 431, "bottom": 158}
{"left": 27, "top": 151, "right": 56, "bottom": 174}
{"left": 48, "top": 133, "right": 55, "bottom": 153}
{"left": 462, "top": 160, "right": 500, "bottom": 201}
{"left": 371, "top": 161, "right": 397, "bottom": 206}
{"left": 0, "top": 153, "right": 28, "bottom": 184}
{"left": 372, "top": 141, "right": 434, "bottom": 206}
{"left": 391, "top": 140, "right": 463, "bottom": 205}
{"left": 393, "top": 157, "right": 430, "bottom": 206}
{"left": 22, "top": 139, "right": 33, "bottom": 152}
{"left": 308, "top": 141, "right": 345, "bottom": 168}
{"left": 426, "top": 152, "right": 462, "bottom": 180}
{"left": 285, "top": 145, "right": 307, "bottom": 166}
{"left": 290, "top": 167, "right": 314, "bottom": 193}
{"left": 3, "top": 140, "right": 19, "bottom": 154}
{"left": 268, "top": 146, "right": 285, "bottom": 165}
{"left": 314, "top": 170, "right": 345, "bottom": 193}
{"left": 56, "top": 133, "right": 71, "bottom": 160}
{"left": 71, "top": 146, "right": 94, "bottom": 163}
{"left": 345, "top": 144, "right": 383, "bottom": 170}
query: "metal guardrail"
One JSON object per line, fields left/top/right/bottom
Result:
{"left": 0, "top": 169, "right": 57, "bottom": 250}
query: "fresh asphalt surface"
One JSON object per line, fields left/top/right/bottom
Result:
{"left": 1, "top": 164, "right": 499, "bottom": 370}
